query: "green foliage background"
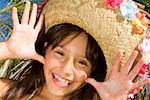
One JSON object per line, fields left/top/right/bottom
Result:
{"left": 139, "top": 0, "right": 150, "bottom": 13}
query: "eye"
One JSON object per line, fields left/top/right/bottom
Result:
{"left": 76, "top": 59, "right": 88, "bottom": 67}
{"left": 55, "top": 50, "right": 64, "bottom": 56}
{"left": 78, "top": 60, "right": 87, "bottom": 66}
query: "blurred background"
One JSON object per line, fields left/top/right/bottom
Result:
{"left": 0, "top": 0, "right": 149, "bottom": 99}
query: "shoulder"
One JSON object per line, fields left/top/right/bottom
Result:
{"left": 0, "top": 78, "right": 13, "bottom": 97}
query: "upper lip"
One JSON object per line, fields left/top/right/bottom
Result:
{"left": 53, "top": 73, "right": 73, "bottom": 83}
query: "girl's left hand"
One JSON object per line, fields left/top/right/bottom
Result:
{"left": 86, "top": 50, "right": 150, "bottom": 100}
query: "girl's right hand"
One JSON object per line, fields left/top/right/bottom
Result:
{"left": 6, "top": 1, "right": 45, "bottom": 64}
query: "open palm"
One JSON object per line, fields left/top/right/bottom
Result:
{"left": 86, "top": 51, "right": 150, "bottom": 100}
{"left": 6, "top": 1, "right": 44, "bottom": 63}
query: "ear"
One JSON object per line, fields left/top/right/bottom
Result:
{"left": 43, "top": 42, "right": 49, "bottom": 55}
{"left": 44, "top": 42, "right": 48, "bottom": 48}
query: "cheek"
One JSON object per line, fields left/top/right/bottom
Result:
{"left": 44, "top": 59, "right": 53, "bottom": 71}
{"left": 43, "top": 56, "right": 58, "bottom": 76}
{"left": 44, "top": 53, "right": 59, "bottom": 69}
{"left": 75, "top": 70, "right": 89, "bottom": 82}
{"left": 43, "top": 55, "right": 59, "bottom": 78}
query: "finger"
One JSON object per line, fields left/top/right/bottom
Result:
{"left": 132, "top": 78, "right": 150, "bottom": 91}
{"left": 12, "top": 7, "right": 19, "bottom": 28}
{"left": 86, "top": 78, "right": 107, "bottom": 98}
{"left": 29, "top": 3, "right": 37, "bottom": 27}
{"left": 111, "top": 51, "right": 123, "bottom": 74}
{"left": 128, "top": 58, "right": 144, "bottom": 80}
{"left": 121, "top": 50, "right": 139, "bottom": 74}
{"left": 21, "top": 1, "right": 31, "bottom": 24}
{"left": 35, "top": 13, "right": 44, "bottom": 33}
{"left": 34, "top": 54, "right": 45, "bottom": 64}
{"left": 137, "top": 43, "right": 143, "bottom": 51}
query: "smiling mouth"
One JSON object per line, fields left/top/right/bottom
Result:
{"left": 52, "top": 73, "right": 72, "bottom": 88}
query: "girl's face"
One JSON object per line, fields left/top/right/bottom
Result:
{"left": 43, "top": 32, "right": 92, "bottom": 97}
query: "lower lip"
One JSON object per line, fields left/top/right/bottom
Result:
{"left": 52, "top": 73, "right": 69, "bottom": 88}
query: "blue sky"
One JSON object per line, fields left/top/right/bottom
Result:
{"left": 0, "top": 0, "right": 12, "bottom": 42}
{"left": 0, "top": 0, "right": 45, "bottom": 41}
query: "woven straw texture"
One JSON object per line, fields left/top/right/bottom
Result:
{"left": 43, "top": 0, "right": 144, "bottom": 77}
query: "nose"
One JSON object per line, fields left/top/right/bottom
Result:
{"left": 61, "top": 57, "right": 74, "bottom": 76}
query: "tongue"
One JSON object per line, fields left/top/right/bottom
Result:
{"left": 54, "top": 78, "right": 68, "bottom": 88}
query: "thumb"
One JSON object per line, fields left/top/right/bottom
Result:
{"left": 33, "top": 54, "right": 45, "bottom": 64}
{"left": 86, "top": 78, "right": 107, "bottom": 99}
{"left": 85, "top": 78, "right": 100, "bottom": 88}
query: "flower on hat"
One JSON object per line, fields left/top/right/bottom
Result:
{"left": 128, "top": 65, "right": 149, "bottom": 99}
{"left": 106, "top": 0, "right": 123, "bottom": 9}
{"left": 136, "top": 12, "right": 150, "bottom": 28}
{"left": 131, "top": 18, "right": 147, "bottom": 34}
{"left": 129, "top": 86, "right": 143, "bottom": 97}
{"left": 138, "top": 35, "right": 150, "bottom": 82}
{"left": 129, "top": 64, "right": 149, "bottom": 97}
{"left": 139, "top": 64, "right": 149, "bottom": 75}
{"left": 131, "top": 12, "right": 150, "bottom": 34}
{"left": 119, "top": 0, "right": 139, "bottom": 20}
{"left": 105, "top": 0, "right": 149, "bottom": 35}
{"left": 118, "top": 0, "right": 149, "bottom": 34}
{"left": 128, "top": 36, "right": 150, "bottom": 98}
{"left": 138, "top": 36, "right": 150, "bottom": 64}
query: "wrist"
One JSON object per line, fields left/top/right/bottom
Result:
{"left": 109, "top": 95, "right": 128, "bottom": 100}
{"left": 0, "top": 42, "right": 13, "bottom": 60}
{"left": 102, "top": 94, "right": 128, "bottom": 100}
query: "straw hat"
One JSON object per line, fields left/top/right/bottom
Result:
{"left": 43, "top": 0, "right": 149, "bottom": 78}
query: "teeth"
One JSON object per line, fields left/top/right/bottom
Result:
{"left": 54, "top": 74, "right": 69, "bottom": 84}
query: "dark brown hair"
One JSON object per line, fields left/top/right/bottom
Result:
{"left": 3, "top": 23, "right": 107, "bottom": 100}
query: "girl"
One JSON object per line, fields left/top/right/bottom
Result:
{"left": 0, "top": 1, "right": 149, "bottom": 100}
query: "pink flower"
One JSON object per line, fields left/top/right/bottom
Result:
{"left": 130, "top": 87, "right": 143, "bottom": 95}
{"left": 138, "top": 36, "right": 150, "bottom": 64}
{"left": 106, "top": 0, "right": 123, "bottom": 9}
{"left": 139, "top": 64, "right": 149, "bottom": 75}
{"left": 129, "top": 37, "right": 150, "bottom": 98}
{"left": 37, "top": 0, "right": 49, "bottom": 13}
